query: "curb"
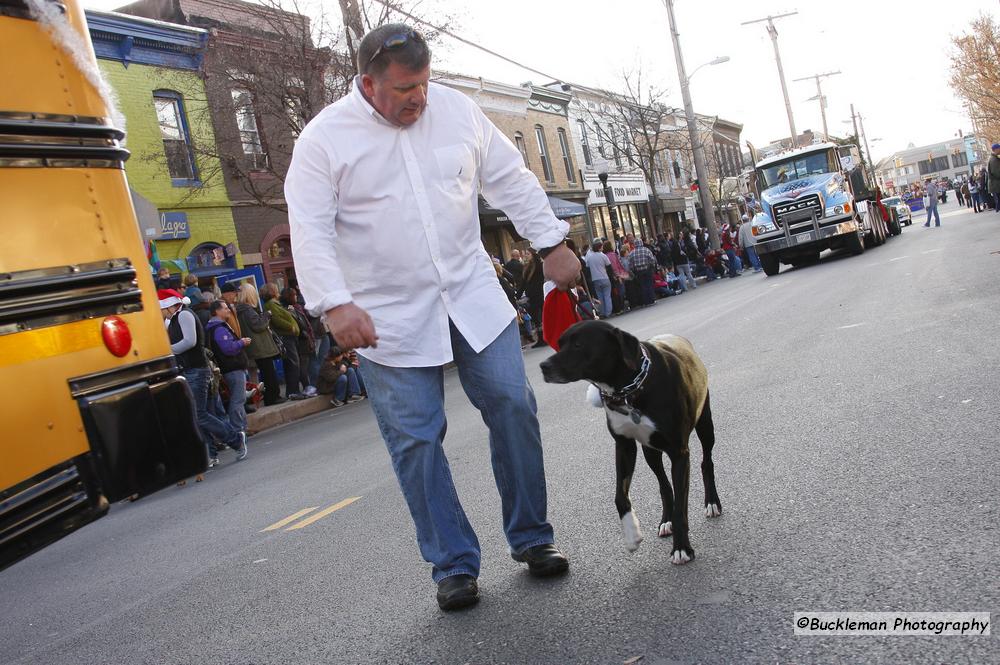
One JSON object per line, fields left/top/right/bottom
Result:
{"left": 247, "top": 396, "right": 334, "bottom": 435}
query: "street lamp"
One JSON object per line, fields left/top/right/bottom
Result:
{"left": 663, "top": 0, "right": 729, "bottom": 249}
{"left": 594, "top": 158, "right": 621, "bottom": 245}
{"left": 688, "top": 56, "right": 730, "bottom": 80}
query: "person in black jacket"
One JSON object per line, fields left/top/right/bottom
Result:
{"left": 519, "top": 248, "right": 546, "bottom": 348}
{"left": 503, "top": 249, "right": 524, "bottom": 292}
{"left": 670, "top": 233, "right": 697, "bottom": 292}
{"left": 160, "top": 289, "right": 246, "bottom": 469}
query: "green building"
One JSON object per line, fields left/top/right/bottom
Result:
{"left": 87, "top": 9, "right": 241, "bottom": 284}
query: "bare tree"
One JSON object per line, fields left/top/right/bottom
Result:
{"left": 147, "top": 0, "right": 455, "bottom": 211}
{"left": 590, "top": 73, "right": 675, "bottom": 197}
{"left": 950, "top": 13, "right": 1000, "bottom": 146}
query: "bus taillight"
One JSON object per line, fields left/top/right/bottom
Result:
{"left": 101, "top": 316, "right": 132, "bottom": 357}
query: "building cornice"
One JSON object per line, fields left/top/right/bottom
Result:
{"left": 87, "top": 9, "right": 208, "bottom": 70}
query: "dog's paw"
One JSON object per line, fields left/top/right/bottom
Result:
{"left": 621, "top": 512, "right": 643, "bottom": 552}
{"left": 705, "top": 503, "right": 721, "bottom": 518}
{"left": 657, "top": 521, "right": 672, "bottom": 537}
{"left": 586, "top": 384, "right": 603, "bottom": 408}
{"left": 670, "top": 547, "right": 694, "bottom": 565}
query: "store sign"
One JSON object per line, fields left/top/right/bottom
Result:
{"left": 159, "top": 212, "right": 190, "bottom": 239}
{"left": 584, "top": 175, "right": 650, "bottom": 205}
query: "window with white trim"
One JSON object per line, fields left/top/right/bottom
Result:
{"left": 153, "top": 91, "right": 197, "bottom": 183}
{"left": 535, "top": 125, "right": 554, "bottom": 182}
{"left": 557, "top": 128, "right": 575, "bottom": 182}
{"left": 231, "top": 87, "right": 268, "bottom": 169}
{"left": 577, "top": 119, "right": 593, "bottom": 166}
{"left": 514, "top": 132, "right": 530, "bottom": 168}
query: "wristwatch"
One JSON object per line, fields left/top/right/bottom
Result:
{"left": 538, "top": 239, "right": 567, "bottom": 260}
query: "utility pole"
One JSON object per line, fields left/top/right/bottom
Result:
{"left": 664, "top": 0, "right": 720, "bottom": 249}
{"left": 849, "top": 103, "right": 860, "bottom": 149}
{"left": 742, "top": 12, "right": 798, "bottom": 148}
{"left": 793, "top": 70, "right": 840, "bottom": 140}
{"left": 857, "top": 111, "right": 874, "bottom": 174}
{"left": 846, "top": 104, "right": 873, "bottom": 173}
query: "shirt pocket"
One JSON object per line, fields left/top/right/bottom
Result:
{"left": 433, "top": 144, "right": 476, "bottom": 197}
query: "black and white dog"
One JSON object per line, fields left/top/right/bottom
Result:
{"left": 539, "top": 320, "right": 721, "bottom": 564}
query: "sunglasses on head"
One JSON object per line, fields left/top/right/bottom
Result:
{"left": 367, "top": 29, "right": 424, "bottom": 66}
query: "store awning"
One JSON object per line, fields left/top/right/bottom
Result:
{"left": 547, "top": 195, "right": 586, "bottom": 219}
{"left": 478, "top": 196, "right": 510, "bottom": 228}
{"left": 479, "top": 195, "right": 586, "bottom": 226}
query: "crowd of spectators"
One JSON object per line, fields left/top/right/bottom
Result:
{"left": 154, "top": 273, "right": 369, "bottom": 484}
{"left": 491, "top": 218, "right": 762, "bottom": 347}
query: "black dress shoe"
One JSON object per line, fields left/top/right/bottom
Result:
{"left": 436, "top": 574, "right": 479, "bottom": 611}
{"left": 511, "top": 543, "right": 569, "bottom": 577}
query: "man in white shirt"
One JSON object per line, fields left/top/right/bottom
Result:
{"left": 285, "top": 24, "right": 580, "bottom": 611}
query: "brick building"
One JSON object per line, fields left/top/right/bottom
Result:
{"left": 437, "top": 74, "right": 591, "bottom": 260}
{"left": 116, "top": 0, "right": 328, "bottom": 290}
{"left": 87, "top": 9, "right": 241, "bottom": 282}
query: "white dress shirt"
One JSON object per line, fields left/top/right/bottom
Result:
{"left": 285, "top": 79, "right": 568, "bottom": 367}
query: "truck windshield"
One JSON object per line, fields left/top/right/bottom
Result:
{"left": 758, "top": 150, "right": 838, "bottom": 189}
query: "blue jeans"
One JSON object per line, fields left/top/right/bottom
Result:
{"left": 223, "top": 369, "right": 247, "bottom": 433}
{"left": 309, "top": 333, "right": 330, "bottom": 388}
{"left": 334, "top": 367, "right": 363, "bottom": 401}
{"left": 743, "top": 246, "right": 762, "bottom": 271}
{"left": 182, "top": 367, "right": 240, "bottom": 458}
{"left": 724, "top": 249, "right": 740, "bottom": 277}
{"left": 358, "top": 319, "right": 554, "bottom": 583}
{"left": 925, "top": 204, "right": 941, "bottom": 226}
{"left": 593, "top": 279, "right": 612, "bottom": 317}
{"left": 675, "top": 262, "right": 696, "bottom": 290}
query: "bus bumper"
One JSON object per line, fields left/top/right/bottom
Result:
{"left": 1, "top": 357, "right": 205, "bottom": 570}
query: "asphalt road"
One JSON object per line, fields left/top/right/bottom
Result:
{"left": 3, "top": 200, "right": 999, "bottom": 665}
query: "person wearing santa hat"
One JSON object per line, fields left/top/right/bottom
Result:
{"left": 160, "top": 289, "right": 247, "bottom": 467}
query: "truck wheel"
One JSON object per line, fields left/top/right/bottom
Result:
{"left": 760, "top": 254, "right": 780, "bottom": 276}
{"left": 848, "top": 229, "right": 865, "bottom": 255}
{"left": 890, "top": 217, "right": 902, "bottom": 236}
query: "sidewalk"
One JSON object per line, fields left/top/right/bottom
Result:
{"left": 246, "top": 395, "right": 339, "bottom": 435}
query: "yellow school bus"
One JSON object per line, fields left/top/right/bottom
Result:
{"left": 0, "top": 0, "right": 205, "bottom": 570}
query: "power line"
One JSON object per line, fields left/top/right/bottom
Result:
{"left": 368, "top": 0, "right": 565, "bottom": 84}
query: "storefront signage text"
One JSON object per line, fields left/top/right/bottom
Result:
{"left": 159, "top": 212, "right": 191, "bottom": 240}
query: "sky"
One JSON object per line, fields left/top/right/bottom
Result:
{"left": 83, "top": 0, "right": 998, "bottom": 163}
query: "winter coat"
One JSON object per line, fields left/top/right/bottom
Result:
{"left": 205, "top": 318, "right": 249, "bottom": 373}
{"left": 988, "top": 154, "right": 1000, "bottom": 194}
{"left": 264, "top": 298, "right": 299, "bottom": 337}
{"left": 236, "top": 302, "right": 279, "bottom": 360}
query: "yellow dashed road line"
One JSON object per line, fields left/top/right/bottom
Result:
{"left": 284, "top": 497, "right": 362, "bottom": 531}
{"left": 260, "top": 507, "right": 320, "bottom": 532}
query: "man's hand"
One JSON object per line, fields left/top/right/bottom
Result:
{"left": 542, "top": 243, "right": 581, "bottom": 291}
{"left": 324, "top": 302, "right": 378, "bottom": 349}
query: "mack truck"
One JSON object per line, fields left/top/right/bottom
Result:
{"left": 749, "top": 142, "right": 896, "bottom": 275}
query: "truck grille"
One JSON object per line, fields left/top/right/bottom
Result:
{"left": 773, "top": 195, "right": 823, "bottom": 225}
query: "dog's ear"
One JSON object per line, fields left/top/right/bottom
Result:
{"left": 615, "top": 328, "right": 642, "bottom": 372}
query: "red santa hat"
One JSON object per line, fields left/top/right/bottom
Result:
{"left": 157, "top": 288, "right": 186, "bottom": 309}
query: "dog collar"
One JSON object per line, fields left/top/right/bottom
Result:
{"left": 594, "top": 345, "right": 651, "bottom": 409}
